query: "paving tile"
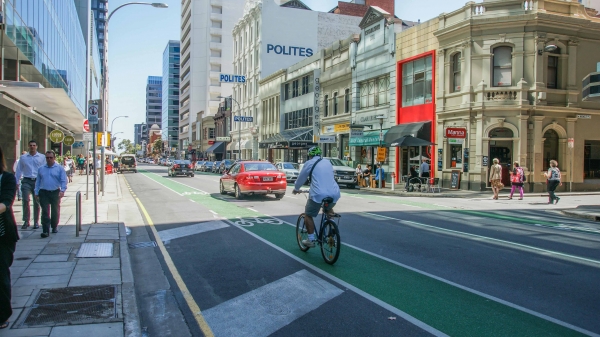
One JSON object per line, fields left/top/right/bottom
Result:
{"left": 74, "top": 263, "right": 119, "bottom": 271}
{"left": 76, "top": 257, "right": 119, "bottom": 265}
{"left": 11, "top": 295, "right": 31, "bottom": 308}
{"left": 10, "top": 267, "right": 27, "bottom": 277}
{"left": 11, "top": 259, "right": 34, "bottom": 267}
{"left": 72, "top": 269, "right": 120, "bottom": 279}
{"left": 68, "top": 274, "right": 121, "bottom": 287}
{"left": 0, "top": 326, "right": 52, "bottom": 336}
{"left": 32, "top": 255, "right": 70, "bottom": 263}
{"left": 13, "top": 275, "right": 71, "bottom": 287}
{"left": 11, "top": 286, "right": 35, "bottom": 297}
{"left": 21, "top": 267, "right": 74, "bottom": 277}
{"left": 49, "top": 322, "right": 123, "bottom": 337}
{"left": 25, "top": 262, "right": 75, "bottom": 270}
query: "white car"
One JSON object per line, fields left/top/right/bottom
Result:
{"left": 275, "top": 162, "right": 300, "bottom": 183}
{"left": 324, "top": 157, "right": 357, "bottom": 189}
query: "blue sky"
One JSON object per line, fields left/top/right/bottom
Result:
{"left": 109, "top": 0, "right": 466, "bottom": 145}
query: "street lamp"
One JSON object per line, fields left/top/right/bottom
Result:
{"left": 218, "top": 95, "right": 241, "bottom": 160}
{"left": 376, "top": 115, "right": 385, "bottom": 189}
{"left": 110, "top": 116, "right": 128, "bottom": 134}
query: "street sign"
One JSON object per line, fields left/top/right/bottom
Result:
{"left": 88, "top": 103, "right": 99, "bottom": 124}
{"left": 63, "top": 136, "right": 75, "bottom": 146}
{"left": 577, "top": 114, "right": 591, "bottom": 119}
{"left": 97, "top": 132, "right": 111, "bottom": 147}
{"left": 72, "top": 141, "right": 85, "bottom": 148}
{"left": 234, "top": 116, "right": 253, "bottom": 122}
{"left": 376, "top": 147, "right": 387, "bottom": 162}
{"left": 219, "top": 74, "right": 246, "bottom": 83}
{"left": 216, "top": 136, "right": 231, "bottom": 141}
{"left": 316, "top": 135, "right": 336, "bottom": 143}
{"left": 83, "top": 119, "right": 90, "bottom": 132}
{"left": 83, "top": 133, "right": 93, "bottom": 141}
{"left": 568, "top": 138, "right": 574, "bottom": 148}
{"left": 350, "top": 129, "right": 363, "bottom": 138}
{"left": 49, "top": 130, "right": 65, "bottom": 143}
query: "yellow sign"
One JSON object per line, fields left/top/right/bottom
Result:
{"left": 376, "top": 147, "right": 387, "bottom": 163}
{"left": 334, "top": 123, "right": 350, "bottom": 133}
{"left": 48, "top": 130, "right": 65, "bottom": 143}
{"left": 97, "top": 132, "right": 111, "bottom": 147}
{"left": 63, "top": 136, "right": 75, "bottom": 146}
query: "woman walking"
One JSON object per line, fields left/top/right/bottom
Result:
{"left": 77, "top": 154, "right": 85, "bottom": 175}
{"left": 509, "top": 161, "right": 525, "bottom": 200}
{"left": 64, "top": 156, "right": 74, "bottom": 183}
{"left": 0, "top": 145, "right": 19, "bottom": 329}
{"left": 355, "top": 164, "right": 362, "bottom": 187}
{"left": 544, "top": 160, "right": 562, "bottom": 204}
{"left": 489, "top": 158, "right": 503, "bottom": 200}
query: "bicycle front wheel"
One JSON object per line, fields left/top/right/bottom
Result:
{"left": 296, "top": 213, "right": 310, "bottom": 252}
{"left": 319, "top": 220, "right": 340, "bottom": 265}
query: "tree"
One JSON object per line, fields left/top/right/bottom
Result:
{"left": 152, "top": 139, "right": 164, "bottom": 155}
{"left": 118, "top": 139, "right": 140, "bottom": 154}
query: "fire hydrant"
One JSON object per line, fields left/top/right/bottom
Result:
{"left": 391, "top": 172, "right": 396, "bottom": 191}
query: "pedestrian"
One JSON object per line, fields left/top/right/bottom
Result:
{"left": 63, "top": 156, "right": 74, "bottom": 183}
{"left": 406, "top": 166, "right": 419, "bottom": 190}
{"left": 419, "top": 159, "right": 430, "bottom": 178}
{"left": 509, "top": 161, "right": 525, "bottom": 200}
{"left": 12, "top": 152, "right": 26, "bottom": 201}
{"left": 355, "top": 164, "right": 362, "bottom": 186}
{"left": 0, "top": 145, "right": 19, "bottom": 329}
{"left": 14, "top": 141, "right": 45, "bottom": 230}
{"left": 375, "top": 164, "right": 385, "bottom": 188}
{"left": 489, "top": 158, "right": 503, "bottom": 200}
{"left": 544, "top": 159, "right": 562, "bottom": 204}
{"left": 363, "top": 165, "right": 372, "bottom": 188}
{"left": 77, "top": 154, "right": 85, "bottom": 175}
{"left": 35, "top": 151, "right": 67, "bottom": 238}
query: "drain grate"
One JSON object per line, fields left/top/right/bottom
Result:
{"left": 128, "top": 241, "right": 157, "bottom": 249}
{"left": 21, "top": 286, "right": 117, "bottom": 328}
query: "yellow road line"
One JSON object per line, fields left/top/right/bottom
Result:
{"left": 134, "top": 197, "right": 214, "bottom": 337}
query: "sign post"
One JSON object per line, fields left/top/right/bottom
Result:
{"left": 568, "top": 138, "right": 574, "bottom": 192}
{"left": 88, "top": 100, "right": 100, "bottom": 223}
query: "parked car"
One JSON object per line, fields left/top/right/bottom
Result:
{"left": 324, "top": 157, "right": 357, "bottom": 188}
{"left": 211, "top": 161, "right": 222, "bottom": 173}
{"left": 218, "top": 159, "right": 235, "bottom": 174}
{"left": 275, "top": 162, "right": 300, "bottom": 183}
{"left": 168, "top": 160, "right": 194, "bottom": 177}
{"left": 200, "top": 161, "right": 214, "bottom": 172}
{"left": 119, "top": 154, "right": 137, "bottom": 173}
{"left": 194, "top": 161, "right": 205, "bottom": 171}
{"left": 166, "top": 159, "right": 173, "bottom": 166}
{"left": 219, "top": 161, "right": 286, "bottom": 199}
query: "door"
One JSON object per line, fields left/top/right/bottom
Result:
{"left": 489, "top": 141, "right": 513, "bottom": 187}
{"left": 225, "top": 164, "right": 241, "bottom": 191}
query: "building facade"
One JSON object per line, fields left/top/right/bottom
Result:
{"left": 0, "top": 0, "right": 89, "bottom": 169}
{"left": 134, "top": 123, "right": 144, "bottom": 148}
{"left": 91, "top": 0, "right": 108, "bottom": 76}
{"left": 162, "top": 41, "right": 180, "bottom": 153}
{"left": 146, "top": 76, "right": 163, "bottom": 147}
{"left": 434, "top": 0, "right": 600, "bottom": 191}
{"left": 179, "top": 0, "right": 245, "bottom": 158}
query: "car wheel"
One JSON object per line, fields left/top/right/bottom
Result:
{"left": 190, "top": 174, "right": 194, "bottom": 177}
{"left": 347, "top": 184, "right": 355, "bottom": 189}
{"left": 220, "top": 181, "right": 227, "bottom": 195}
{"left": 134, "top": 170, "right": 137, "bottom": 173}
{"left": 275, "top": 194, "right": 284, "bottom": 200}
{"left": 234, "top": 184, "right": 243, "bottom": 200}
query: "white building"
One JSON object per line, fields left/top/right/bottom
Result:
{"left": 179, "top": 0, "right": 245, "bottom": 157}
{"left": 229, "top": 0, "right": 369, "bottom": 159}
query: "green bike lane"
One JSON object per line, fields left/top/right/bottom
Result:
{"left": 138, "top": 170, "right": 596, "bottom": 336}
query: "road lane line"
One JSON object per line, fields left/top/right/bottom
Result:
{"left": 147, "top": 171, "right": 209, "bottom": 194}
{"left": 248, "top": 208, "right": 259, "bottom": 212}
{"left": 158, "top": 220, "right": 229, "bottom": 243}
{"left": 135, "top": 197, "right": 214, "bottom": 337}
{"left": 137, "top": 172, "right": 183, "bottom": 196}
{"left": 363, "top": 212, "right": 600, "bottom": 266}
{"left": 209, "top": 210, "right": 218, "bottom": 215}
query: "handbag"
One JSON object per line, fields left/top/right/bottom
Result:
{"left": 510, "top": 174, "right": 520, "bottom": 183}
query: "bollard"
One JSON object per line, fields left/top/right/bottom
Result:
{"left": 75, "top": 191, "right": 82, "bottom": 236}
{"left": 391, "top": 172, "right": 395, "bottom": 191}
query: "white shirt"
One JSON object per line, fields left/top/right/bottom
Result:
{"left": 294, "top": 156, "right": 341, "bottom": 204}
{"left": 419, "top": 162, "right": 430, "bottom": 176}
{"left": 14, "top": 152, "right": 46, "bottom": 180}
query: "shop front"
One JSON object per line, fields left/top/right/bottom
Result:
{"left": 259, "top": 127, "right": 314, "bottom": 163}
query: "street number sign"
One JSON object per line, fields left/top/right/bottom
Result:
{"left": 63, "top": 136, "right": 75, "bottom": 146}
{"left": 234, "top": 116, "right": 253, "bottom": 122}
{"left": 49, "top": 130, "right": 65, "bottom": 143}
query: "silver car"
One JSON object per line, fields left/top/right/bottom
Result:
{"left": 324, "top": 157, "right": 357, "bottom": 188}
{"left": 275, "top": 162, "right": 300, "bottom": 183}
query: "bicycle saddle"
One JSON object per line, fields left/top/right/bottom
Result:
{"left": 322, "top": 197, "right": 334, "bottom": 204}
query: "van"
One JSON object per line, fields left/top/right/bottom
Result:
{"left": 120, "top": 154, "right": 137, "bottom": 173}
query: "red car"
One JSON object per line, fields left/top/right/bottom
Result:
{"left": 219, "top": 161, "right": 287, "bottom": 199}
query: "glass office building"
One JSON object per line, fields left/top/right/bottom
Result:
{"left": 162, "top": 41, "right": 180, "bottom": 152}
{"left": 146, "top": 76, "right": 163, "bottom": 129}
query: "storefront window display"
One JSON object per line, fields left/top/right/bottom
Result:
{"left": 584, "top": 140, "right": 600, "bottom": 179}
{"left": 449, "top": 143, "right": 463, "bottom": 168}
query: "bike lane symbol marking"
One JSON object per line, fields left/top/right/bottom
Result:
{"left": 234, "top": 217, "right": 284, "bottom": 227}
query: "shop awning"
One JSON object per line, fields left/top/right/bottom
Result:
{"left": 260, "top": 127, "right": 313, "bottom": 144}
{"left": 388, "top": 136, "right": 433, "bottom": 147}
{"left": 384, "top": 121, "right": 431, "bottom": 145}
{"left": 227, "top": 142, "right": 234, "bottom": 151}
{"left": 349, "top": 130, "right": 388, "bottom": 146}
{"left": 244, "top": 139, "right": 253, "bottom": 149}
{"left": 206, "top": 142, "right": 225, "bottom": 154}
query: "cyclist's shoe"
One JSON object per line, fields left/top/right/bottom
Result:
{"left": 302, "top": 239, "right": 316, "bottom": 248}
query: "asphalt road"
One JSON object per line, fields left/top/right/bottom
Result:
{"left": 124, "top": 164, "right": 600, "bottom": 337}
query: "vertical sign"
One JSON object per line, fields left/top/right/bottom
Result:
{"left": 313, "top": 69, "right": 321, "bottom": 142}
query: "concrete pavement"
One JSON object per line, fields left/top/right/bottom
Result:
{"left": 561, "top": 205, "right": 600, "bottom": 222}
{"left": 1, "top": 172, "right": 141, "bottom": 337}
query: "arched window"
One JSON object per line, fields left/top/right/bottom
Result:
{"left": 492, "top": 46, "right": 512, "bottom": 87}
{"left": 452, "top": 53, "right": 461, "bottom": 92}
{"left": 547, "top": 47, "right": 561, "bottom": 89}
{"left": 543, "top": 129, "right": 559, "bottom": 169}
{"left": 489, "top": 127, "right": 514, "bottom": 138}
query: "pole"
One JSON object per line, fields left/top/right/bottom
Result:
{"left": 101, "top": 137, "right": 105, "bottom": 196}
{"left": 92, "top": 125, "right": 98, "bottom": 223}
{"left": 76, "top": 191, "right": 81, "bottom": 237}
{"left": 379, "top": 124, "right": 383, "bottom": 189}
{"left": 85, "top": 140, "right": 89, "bottom": 200}
{"left": 570, "top": 147, "right": 573, "bottom": 192}
{"left": 238, "top": 111, "right": 241, "bottom": 160}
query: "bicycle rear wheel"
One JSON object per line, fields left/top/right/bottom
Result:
{"left": 319, "top": 220, "right": 340, "bottom": 265}
{"left": 296, "top": 214, "right": 310, "bottom": 252}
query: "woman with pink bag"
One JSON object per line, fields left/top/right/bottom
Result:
{"left": 508, "top": 161, "right": 525, "bottom": 200}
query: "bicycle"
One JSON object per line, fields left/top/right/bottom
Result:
{"left": 295, "top": 190, "right": 341, "bottom": 265}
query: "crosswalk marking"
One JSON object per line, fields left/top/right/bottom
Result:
{"left": 158, "top": 220, "right": 229, "bottom": 244}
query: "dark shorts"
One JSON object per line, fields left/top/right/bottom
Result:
{"left": 305, "top": 199, "right": 336, "bottom": 218}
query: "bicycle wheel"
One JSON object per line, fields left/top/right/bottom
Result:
{"left": 296, "top": 214, "right": 310, "bottom": 252}
{"left": 319, "top": 220, "right": 340, "bottom": 265}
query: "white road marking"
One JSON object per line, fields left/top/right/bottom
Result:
{"left": 285, "top": 196, "right": 297, "bottom": 199}
{"left": 158, "top": 220, "right": 229, "bottom": 244}
{"left": 248, "top": 208, "right": 259, "bottom": 212}
{"left": 209, "top": 210, "right": 218, "bottom": 215}
{"left": 138, "top": 172, "right": 182, "bottom": 196}
{"left": 203, "top": 270, "right": 343, "bottom": 337}
{"left": 148, "top": 171, "right": 209, "bottom": 194}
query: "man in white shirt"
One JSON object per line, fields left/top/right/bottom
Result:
{"left": 12, "top": 151, "right": 26, "bottom": 201}
{"left": 14, "top": 141, "right": 46, "bottom": 229}
{"left": 419, "top": 159, "right": 430, "bottom": 178}
{"left": 293, "top": 146, "right": 340, "bottom": 247}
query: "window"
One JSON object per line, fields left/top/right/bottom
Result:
{"left": 492, "top": 46, "right": 512, "bottom": 87}
{"left": 452, "top": 53, "right": 461, "bottom": 92}
{"left": 284, "top": 83, "right": 290, "bottom": 100}
{"left": 344, "top": 89, "right": 350, "bottom": 113}
{"left": 547, "top": 50, "right": 560, "bottom": 89}
{"left": 449, "top": 144, "right": 463, "bottom": 168}
{"left": 324, "top": 95, "right": 329, "bottom": 117}
{"left": 208, "top": 128, "right": 215, "bottom": 139}
{"left": 211, "top": 21, "right": 222, "bottom": 28}
{"left": 543, "top": 129, "right": 559, "bottom": 169}
{"left": 283, "top": 108, "right": 313, "bottom": 130}
{"left": 333, "top": 92, "right": 338, "bottom": 115}
{"left": 292, "top": 80, "right": 299, "bottom": 98}
{"left": 361, "top": 75, "right": 391, "bottom": 109}
{"left": 584, "top": 140, "right": 600, "bottom": 179}
{"left": 402, "top": 57, "right": 432, "bottom": 107}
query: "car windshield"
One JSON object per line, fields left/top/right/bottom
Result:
{"left": 328, "top": 159, "right": 347, "bottom": 167}
{"left": 282, "top": 163, "right": 299, "bottom": 169}
{"left": 244, "top": 163, "right": 277, "bottom": 171}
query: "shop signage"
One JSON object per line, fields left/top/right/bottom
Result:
{"left": 49, "top": 130, "right": 64, "bottom": 143}
{"left": 482, "top": 156, "right": 489, "bottom": 167}
{"left": 317, "top": 135, "right": 336, "bottom": 143}
{"left": 356, "top": 113, "right": 382, "bottom": 125}
{"left": 350, "top": 129, "right": 363, "bottom": 138}
{"left": 216, "top": 136, "right": 231, "bottom": 141}
{"left": 576, "top": 114, "right": 591, "bottom": 119}
{"left": 266, "top": 44, "right": 313, "bottom": 57}
{"left": 313, "top": 70, "right": 321, "bottom": 140}
{"left": 63, "top": 136, "right": 75, "bottom": 146}
{"left": 449, "top": 138, "right": 464, "bottom": 144}
{"left": 349, "top": 130, "right": 388, "bottom": 146}
{"left": 568, "top": 138, "right": 574, "bottom": 148}
{"left": 208, "top": 141, "right": 215, "bottom": 145}
{"left": 334, "top": 123, "right": 350, "bottom": 133}
{"left": 445, "top": 127, "right": 466, "bottom": 138}
{"left": 219, "top": 74, "right": 246, "bottom": 83}
{"left": 72, "top": 141, "right": 85, "bottom": 148}
{"left": 234, "top": 116, "right": 253, "bottom": 122}
{"left": 289, "top": 142, "right": 316, "bottom": 148}
{"left": 322, "top": 125, "right": 334, "bottom": 133}
{"left": 376, "top": 147, "right": 387, "bottom": 162}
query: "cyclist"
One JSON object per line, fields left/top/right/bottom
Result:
{"left": 293, "top": 146, "right": 340, "bottom": 247}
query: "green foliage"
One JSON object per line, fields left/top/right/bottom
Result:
{"left": 118, "top": 139, "right": 139, "bottom": 154}
{"left": 152, "top": 139, "right": 164, "bottom": 154}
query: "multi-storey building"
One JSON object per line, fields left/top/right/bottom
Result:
{"left": 179, "top": 0, "right": 245, "bottom": 159}
{"left": 0, "top": 1, "right": 90, "bottom": 168}
{"left": 146, "top": 76, "right": 163, "bottom": 133}
{"left": 134, "top": 123, "right": 145, "bottom": 148}
{"left": 162, "top": 41, "right": 181, "bottom": 154}
{"left": 91, "top": 0, "right": 108, "bottom": 76}
{"left": 230, "top": 0, "right": 372, "bottom": 160}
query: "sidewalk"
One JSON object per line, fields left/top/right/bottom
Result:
{"left": 1, "top": 172, "right": 141, "bottom": 337}
{"left": 561, "top": 205, "right": 600, "bottom": 222}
